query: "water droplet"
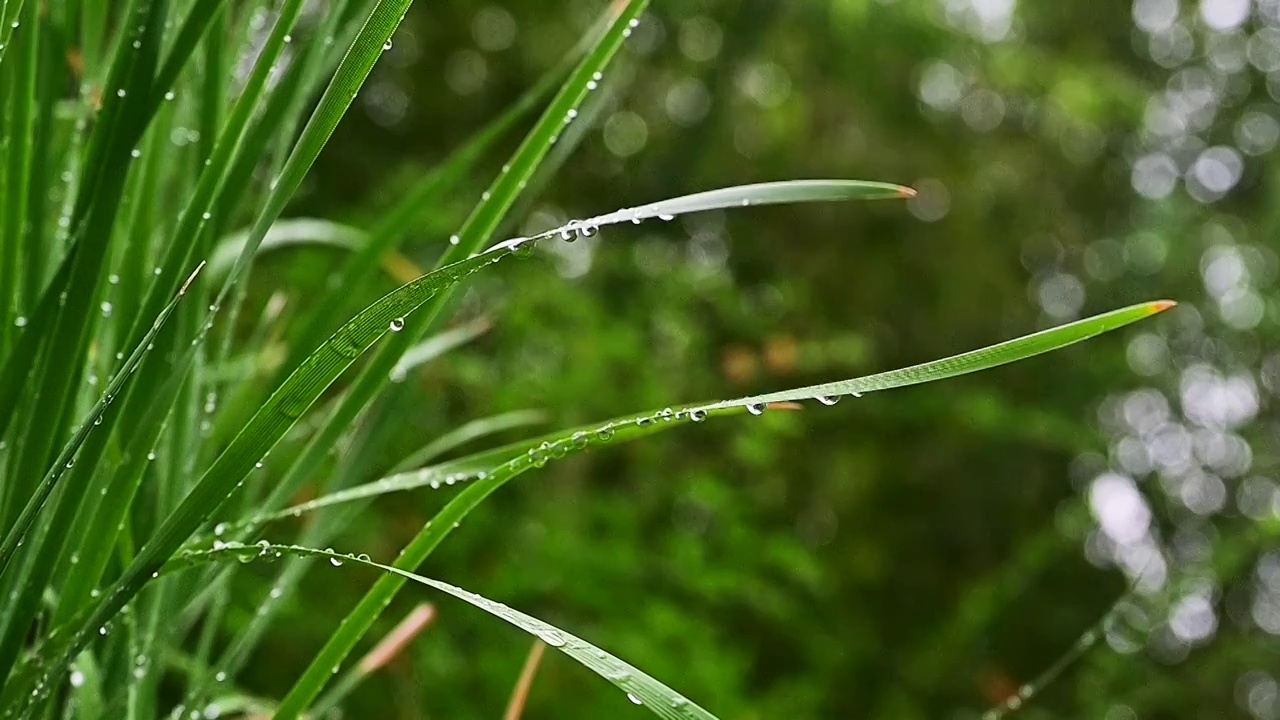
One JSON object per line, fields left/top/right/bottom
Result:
{"left": 201, "top": 211, "right": 211, "bottom": 220}
{"left": 130, "top": 149, "right": 141, "bottom": 158}
{"left": 389, "top": 317, "right": 405, "bottom": 332}
{"left": 658, "top": 408, "right": 674, "bottom": 421}
{"left": 635, "top": 416, "right": 653, "bottom": 427}
{"left": 116, "top": 89, "right": 126, "bottom": 98}
{"left": 328, "top": 550, "right": 343, "bottom": 566}
{"left": 571, "top": 431, "right": 589, "bottom": 448}
{"left": 69, "top": 670, "right": 84, "bottom": 688}
{"left": 214, "top": 523, "right": 227, "bottom": 536}
{"left": 626, "top": 692, "right": 642, "bottom": 705}
{"left": 270, "top": 586, "right": 283, "bottom": 599}
{"left": 689, "top": 408, "right": 708, "bottom": 422}
{"left": 214, "top": 671, "right": 226, "bottom": 682}
{"left": 746, "top": 403, "right": 765, "bottom": 415}
{"left": 816, "top": 395, "right": 839, "bottom": 406}
{"left": 357, "top": 553, "right": 371, "bottom": 562}
{"left": 383, "top": 39, "right": 393, "bottom": 50}
{"left": 595, "top": 426, "right": 615, "bottom": 441}
{"left": 850, "top": 391, "right": 863, "bottom": 398}
{"left": 449, "top": 234, "right": 460, "bottom": 245}
{"left": 164, "top": 91, "right": 175, "bottom": 101}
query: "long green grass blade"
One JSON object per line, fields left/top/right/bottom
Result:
{"left": 169, "top": 544, "right": 719, "bottom": 720}
{"left": 209, "top": 301, "right": 1175, "bottom": 535}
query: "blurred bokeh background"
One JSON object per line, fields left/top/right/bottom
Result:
{"left": 231, "top": 0, "right": 1280, "bottom": 717}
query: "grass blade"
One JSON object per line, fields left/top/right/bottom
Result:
{"left": 220, "top": 303, "right": 1173, "bottom": 534}
{"left": 170, "top": 544, "right": 720, "bottom": 720}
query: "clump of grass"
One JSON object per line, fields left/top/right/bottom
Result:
{"left": 0, "top": 1, "right": 1171, "bottom": 717}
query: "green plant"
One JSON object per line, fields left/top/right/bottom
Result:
{"left": 0, "top": 1, "right": 1173, "bottom": 718}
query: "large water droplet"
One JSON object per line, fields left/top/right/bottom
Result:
{"left": 626, "top": 692, "right": 642, "bottom": 705}
{"left": 689, "top": 408, "right": 708, "bottom": 422}
{"left": 389, "top": 317, "right": 405, "bottom": 332}
{"left": 816, "top": 395, "right": 839, "bottom": 406}
{"left": 746, "top": 403, "right": 765, "bottom": 416}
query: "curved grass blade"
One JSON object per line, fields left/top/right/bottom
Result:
{"left": 484, "top": 179, "right": 914, "bottom": 253}
{"left": 578, "top": 179, "right": 912, "bottom": 228}
{"left": 208, "top": 218, "right": 368, "bottom": 278}
{"left": 219, "top": 303, "right": 1174, "bottom": 534}
{"left": 172, "top": 411, "right": 545, "bottom": 714}
{"left": 168, "top": 544, "right": 719, "bottom": 720}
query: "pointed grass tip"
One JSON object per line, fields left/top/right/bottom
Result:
{"left": 897, "top": 185, "right": 917, "bottom": 198}
{"left": 1147, "top": 299, "right": 1177, "bottom": 313}
{"left": 179, "top": 261, "right": 207, "bottom": 296}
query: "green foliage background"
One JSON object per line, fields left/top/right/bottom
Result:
{"left": 2, "top": 0, "right": 1278, "bottom": 718}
